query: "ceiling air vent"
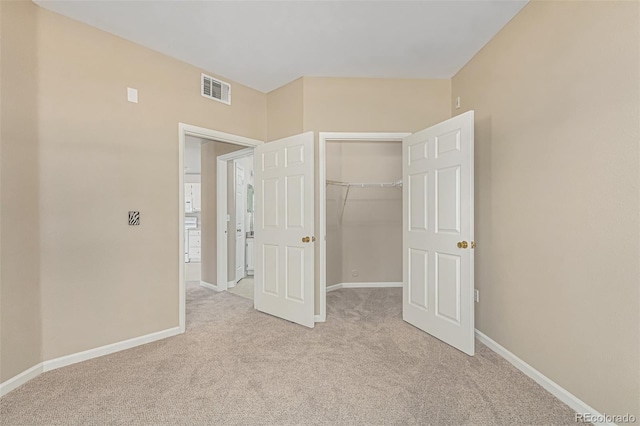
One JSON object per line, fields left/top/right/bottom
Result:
{"left": 201, "top": 73, "right": 231, "bottom": 105}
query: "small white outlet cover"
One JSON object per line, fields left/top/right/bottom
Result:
{"left": 455, "top": 96, "right": 461, "bottom": 109}
{"left": 127, "top": 87, "right": 138, "bottom": 103}
{"left": 474, "top": 289, "right": 480, "bottom": 303}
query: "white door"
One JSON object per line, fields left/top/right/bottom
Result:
{"left": 403, "top": 110, "right": 475, "bottom": 355}
{"left": 254, "top": 132, "right": 315, "bottom": 328}
{"left": 235, "top": 163, "right": 246, "bottom": 283}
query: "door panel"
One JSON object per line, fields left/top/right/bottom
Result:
{"left": 262, "top": 178, "right": 279, "bottom": 228}
{"left": 286, "top": 175, "right": 305, "bottom": 228}
{"left": 285, "top": 247, "right": 304, "bottom": 302}
{"left": 254, "top": 132, "right": 315, "bottom": 328}
{"left": 435, "top": 252, "right": 461, "bottom": 324}
{"left": 403, "top": 111, "right": 474, "bottom": 355}
{"left": 435, "top": 166, "right": 460, "bottom": 234}
{"left": 263, "top": 244, "right": 279, "bottom": 295}
{"left": 408, "top": 248, "right": 429, "bottom": 310}
{"left": 408, "top": 172, "right": 428, "bottom": 231}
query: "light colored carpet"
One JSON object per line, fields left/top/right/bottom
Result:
{"left": 228, "top": 277, "right": 254, "bottom": 301}
{"left": 0, "top": 287, "right": 578, "bottom": 425}
{"left": 186, "top": 280, "right": 201, "bottom": 290}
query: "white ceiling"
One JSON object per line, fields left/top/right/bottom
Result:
{"left": 34, "top": 0, "right": 528, "bottom": 93}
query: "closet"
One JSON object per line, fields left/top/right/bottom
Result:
{"left": 325, "top": 140, "right": 403, "bottom": 289}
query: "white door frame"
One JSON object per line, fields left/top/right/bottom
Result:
{"left": 318, "top": 132, "right": 410, "bottom": 322}
{"left": 216, "top": 148, "right": 253, "bottom": 292}
{"left": 178, "top": 123, "right": 262, "bottom": 333}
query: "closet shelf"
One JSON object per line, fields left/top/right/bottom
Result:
{"left": 326, "top": 179, "right": 402, "bottom": 221}
{"left": 326, "top": 179, "right": 402, "bottom": 188}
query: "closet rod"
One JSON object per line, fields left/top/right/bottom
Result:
{"left": 326, "top": 179, "right": 402, "bottom": 188}
{"left": 326, "top": 179, "right": 402, "bottom": 221}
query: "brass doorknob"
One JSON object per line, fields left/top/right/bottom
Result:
{"left": 457, "top": 241, "right": 468, "bottom": 249}
{"left": 302, "top": 236, "right": 310, "bottom": 243}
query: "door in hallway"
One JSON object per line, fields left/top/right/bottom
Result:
{"left": 235, "top": 162, "right": 246, "bottom": 283}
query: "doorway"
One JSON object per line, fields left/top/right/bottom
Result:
{"left": 184, "top": 137, "right": 203, "bottom": 283}
{"left": 318, "top": 133, "right": 410, "bottom": 322}
{"left": 319, "top": 113, "right": 475, "bottom": 356}
{"left": 178, "top": 123, "right": 262, "bottom": 333}
{"left": 215, "top": 149, "right": 255, "bottom": 300}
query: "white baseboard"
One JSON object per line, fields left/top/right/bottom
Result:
{"left": 314, "top": 314, "right": 325, "bottom": 322}
{"left": 0, "top": 326, "right": 182, "bottom": 397}
{"left": 2, "top": 312, "right": 610, "bottom": 426}
{"left": 0, "top": 363, "right": 43, "bottom": 397}
{"left": 326, "top": 282, "right": 403, "bottom": 292}
{"left": 43, "top": 327, "right": 182, "bottom": 372}
{"left": 200, "top": 281, "right": 222, "bottom": 292}
{"left": 476, "top": 330, "right": 612, "bottom": 426}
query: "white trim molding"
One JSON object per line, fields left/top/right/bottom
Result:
{"left": 0, "top": 364, "right": 43, "bottom": 397}
{"left": 200, "top": 281, "right": 222, "bottom": 292}
{"left": 318, "top": 132, "right": 411, "bottom": 323}
{"left": 476, "top": 330, "right": 613, "bottom": 426}
{"left": 0, "top": 326, "right": 181, "bottom": 397}
{"left": 43, "top": 327, "right": 182, "bottom": 371}
{"left": 326, "top": 282, "right": 403, "bottom": 292}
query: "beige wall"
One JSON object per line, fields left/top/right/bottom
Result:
{"left": 0, "top": 0, "right": 43, "bottom": 382}
{"left": 302, "top": 77, "right": 451, "bottom": 133}
{"left": 4, "top": 3, "right": 636, "bottom": 420}
{"left": 201, "top": 141, "right": 243, "bottom": 285}
{"left": 36, "top": 6, "right": 266, "bottom": 360}
{"left": 452, "top": 0, "right": 640, "bottom": 418}
{"left": 325, "top": 142, "right": 344, "bottom": 287}
{"left": 326, "top": 141, "right": 402, "bottom": 285}
{"left": 302, "top": 77, "right": 452, "bottom": 313}
{"left": 266, "top": 78, "right": 303, "bottom": 141}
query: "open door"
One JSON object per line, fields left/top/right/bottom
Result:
{"left": 403, "top": 111, "right": 475, "bottom": 355}
{"left": 254, "top": 132, "right": 315, "bottom": 328}
{"left": 235, "top": 162, "right": 246, "bottom": 283}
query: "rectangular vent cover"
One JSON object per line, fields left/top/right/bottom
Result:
{"left": 201, "top": 73, "right": 231, "bottom": 105}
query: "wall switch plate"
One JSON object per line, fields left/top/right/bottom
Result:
{"left": 128, "top": 211, "right": 140, "bottom": 226}
{"left": 127, "top": 87, "right": 138, "bottom": 103}
{"left": 474, "top": 289, "right": 479, "bottom": 303}
{"left": 455, "top": 96, "right": 461, "bottom": 109}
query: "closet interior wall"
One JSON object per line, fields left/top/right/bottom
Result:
{"left": 326, "top": 141, "right": 403, "bottom": 286}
